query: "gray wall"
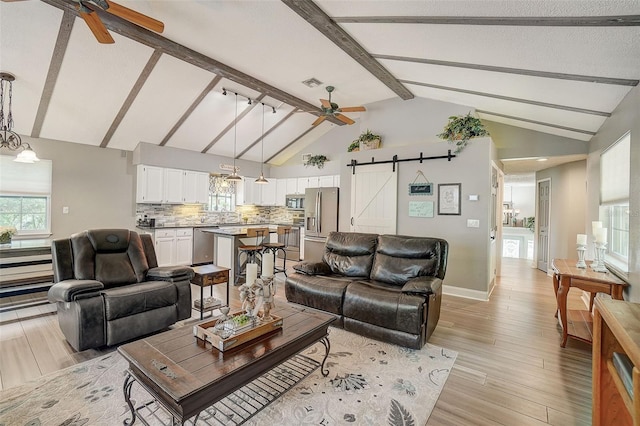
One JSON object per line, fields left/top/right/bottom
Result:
{"left": 536, "top": 160, "right": 588, "bottom": 266}
{"left": 586, "top": 85, "right": 639, "bottom": 301}
{"left": 11, "top": 136, "right": 137, "bottom": 239}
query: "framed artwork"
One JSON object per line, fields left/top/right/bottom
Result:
{"left": 438, "top": 183, "right": 461, "bottom": 215}
{"left": 408, "top": 183, "right": 433, "bottom": 196}
{"left": 408, "top": 201, "right": 434, "bottom": 217}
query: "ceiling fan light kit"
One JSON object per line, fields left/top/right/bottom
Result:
{"left": 0, "top": 73, "right": 40, "bottom": 163}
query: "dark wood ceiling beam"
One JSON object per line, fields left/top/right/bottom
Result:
{"left": 477, "top": 110, "right": 596, "bottom": 135}
{"left": 334, "top": 15, "right": 640, "bottom": 26}
{"left": 38, "top": 0, "right": 342, "bottom": 126}
{"left": 100, "top": 49, "right": 162, "bottom": 148}
{"left": 401, "top": 79, "right": 611, "bottom": 117}
{"left": 374, "top": 54, "right": 639, "bottom": 87}
{"left": 159, "top": 75, "right": 222, "bottom": 147}
{"left": 281, "top": 0, "right": 413, "bottom": 100}
{"left": 31, "top": 10, "right": 74, "bottom": 138}
{"left": 201, "top": 94, "right": 266, "bottom": 155}
{"left": 236, "top": 108, "right": 297, "bottom": 159}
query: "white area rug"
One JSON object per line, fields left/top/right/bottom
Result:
{"left": 0, "top": 328, "right": 456, "bottom": 425}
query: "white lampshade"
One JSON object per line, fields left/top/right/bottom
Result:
{"left": 14, "top": 148, "right": 40, "bottom": 163}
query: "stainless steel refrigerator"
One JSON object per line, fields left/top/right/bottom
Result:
{"left": 304, "top": 187, "right": 339, "bottom": 261}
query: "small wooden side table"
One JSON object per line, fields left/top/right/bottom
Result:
{"left": 552, "top": 258, "right": 628, "bottom": 347}
{"left": 191, "top": 264, "right": 230, "bottom": 320}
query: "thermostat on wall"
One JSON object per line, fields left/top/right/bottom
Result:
{"left": 468, "top": 194, "right": 479, "bottom": 201}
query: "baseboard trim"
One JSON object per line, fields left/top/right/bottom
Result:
{"left": 443, "top": 285, "right": 490, "bottom": 301}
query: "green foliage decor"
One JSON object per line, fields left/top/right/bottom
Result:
{"left": 525, "top": 217, "right": 535, "bottom": 233}
{"left": 304, "top": 154, "right": 328, "bottom": 169}
{"left": 349, "top": 129, "right": 381, "bottom": 151}
{"left": 437, "top": 113, "right": 489, "bottom": 154}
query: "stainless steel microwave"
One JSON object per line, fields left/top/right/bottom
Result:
{"left": 285, "top": 194, "right": 305, "bottom": 210}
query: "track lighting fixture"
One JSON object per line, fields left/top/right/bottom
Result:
{"left": 248, "top": 99, "right": 252, "bottom": 105}
{"left": 222, "top": 88, "right": 227, "bottom": 96}
{"left": 272, "top": 106, "right": 276, "bottom": 114}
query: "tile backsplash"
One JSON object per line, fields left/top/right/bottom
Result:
{"left": 136, "top": 204, "right": 298, "bottom": 226}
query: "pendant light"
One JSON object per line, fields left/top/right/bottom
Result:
{"left": 226, "top": 92, "right": 242, "bottom": 181}
{"left": 0, "top": 73, "right": 39, "bottom": 163}
{"left": 255, "top": 102, "right": 268, "bottom": 185}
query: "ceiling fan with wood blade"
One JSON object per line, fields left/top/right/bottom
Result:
{"left": 308, "top": 86, "right": 365, "bottom": 126}
{"left": 77, "top": 0, "right": 164, "bottom": 44}
{"left": 2, "top": 0, "right": 164, "bottom": 44}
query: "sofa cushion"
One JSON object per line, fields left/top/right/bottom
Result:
{"left": 342, "top": 280, "right": 425, "bottom": 335}
{"left": 102, "top": 280, "right": 177, "bottom": 321}
{"left": 370, "top": 235, "right": 447, "bottom": 285}
{"left": 323, "top": 232, "right": 378, "bottom": 277}
{"left": 285, "top": 273, "right": 357, "bottom": 315}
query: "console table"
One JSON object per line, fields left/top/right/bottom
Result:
{"left": 592, "top": 298, "right": 640, "bottom": 426}
{"left": 551, "top": 258, "right": 628, "bottom": 347}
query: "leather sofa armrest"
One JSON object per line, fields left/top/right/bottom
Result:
{"left": 48, "top": 280, "right": 104, "bottom": 303}
{"left": 147, "top": 266, "right": 194, "bottom": 281}
{"left": 401, "top": 276, "right": 442, "bottom": 296}
{"left": 293, "top": 261, "right": 332, "bottom": 276}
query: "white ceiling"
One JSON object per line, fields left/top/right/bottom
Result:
{"left": 1, "top": 0, "right": 638, "bottom": 169}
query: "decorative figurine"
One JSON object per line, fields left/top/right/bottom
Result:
{"left": 259, "top": 275, "right": 276, "bottom": 321}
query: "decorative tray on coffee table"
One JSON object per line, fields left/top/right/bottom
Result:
{"left": 195, "top": 311, "right": 283, "bottom": 352}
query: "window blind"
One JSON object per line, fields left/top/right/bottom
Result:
{"left": 0, "top": 155, "right": 52, "bottom": 195}
{"left": 600, "top": 133, "right": 630, "bottom": 205}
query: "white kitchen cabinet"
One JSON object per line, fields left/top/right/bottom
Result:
{"left": 239, "top": 177, "right": 257, "bottom": 205}
{"left": 164, "top": 168, "right": 184, "bottom": 203}
{"left": 152, "top": 228, "right": 192, "bottom": 266}
{"left": 175, "top": 228, "right": 194, "bottom": 265}
{"left": 136, "top": 165, "right": 164, "bottom": 203}
{"left": 286, "top": 178, "right": 298, "bottom": 194}
{"left": 297, "top": 177, "right": 309, "bottom": 194}
{"left": 318, "top": 175, "right": 334, "bottom": 187}
{"left": 183, "top": 171, "right": 210, "bottom": 204}
{"left": 334, "top": 174, "right": 340, "bottom": 188}
{"left": 308, "top": 176, "right": 320, "bottom": 188}
{"left": 276, "top": 178, "right": 287, "bottom": 206}
{"left": 260, "top": 181, "right": 277, "bottom": 205}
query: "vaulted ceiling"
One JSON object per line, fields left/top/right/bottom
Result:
{"left": 1, "top": 0, "right": 638, "bottom": 167}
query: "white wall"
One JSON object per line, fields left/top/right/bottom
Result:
{"left": 504, "top": 184, "right": 535, "bottom": 221}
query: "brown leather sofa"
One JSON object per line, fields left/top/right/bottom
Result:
{"left": 48, "top": 229, "right": 193, "bottom": 351}
{"left": 285, "top": 232, "right": 448, "bottom": 349}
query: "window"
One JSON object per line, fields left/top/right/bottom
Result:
{"left": 599, "top": 132, "right": 630, "bottom": 272}
{"left": 208, "top": 175, "right": 236, "bottom": 212}
{"left": 0, "top": 155, "right": 52, "bottom": 236}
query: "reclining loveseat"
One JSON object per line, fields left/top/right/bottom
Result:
{"left": 49, "top": 229, "right": 193, "bottom": 351}
{"left": 285, "top": 232, "right": 448, "bottom": 349}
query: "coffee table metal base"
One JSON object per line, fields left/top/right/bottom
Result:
{"left": 123, "top": 337, "right": 330, "bottom": 425}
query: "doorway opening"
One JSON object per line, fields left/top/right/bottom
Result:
{"left": 502, "top": 174, "right": 536, "bottom": 261}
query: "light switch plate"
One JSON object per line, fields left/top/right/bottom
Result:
{"left": 468, "top": 194, "right": 479, "bottom": 201}
{"left": 467, "top": 219, "right": 480, "bottom": 228}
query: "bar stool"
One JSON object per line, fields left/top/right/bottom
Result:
{"left": 262, "top": 226, "right": 291, "bottom": 277}
{"left": 235, "top": 227, "right": 268, "bottom": 285}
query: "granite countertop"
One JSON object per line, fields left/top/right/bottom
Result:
{"left": 137, "top": 222, "right": 303, "bottom": 230}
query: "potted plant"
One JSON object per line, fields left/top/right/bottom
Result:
{"left": 437, "top": 112, "right": 489, "bottom": 153}
{"left": 304, "top": 154, "right": 328, "bottom": 169}
{"left": 0, "top": 226, "right": 16, "bottom": 244}
{"left": 354, "top": 129, "right": 381, "bottom": 151}
{"left": 347, "top": 141, "right": 360, "bottom": 152}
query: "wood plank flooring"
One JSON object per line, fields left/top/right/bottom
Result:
{"left": 0, "top": 258, "right": 592, "bottom": 425}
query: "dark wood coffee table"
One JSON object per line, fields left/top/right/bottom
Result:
{"left": 118, "top": 304, "right": 335, "bottom": 425}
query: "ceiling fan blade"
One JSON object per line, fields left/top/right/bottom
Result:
{"left": 335, "top": 114, "right": 355, "bottom": 125}
{"left": 79, "top": 7, "right": 115, "bottom": 44}
{"left": 312, "top": 115, "right": 327, "bottom": 126}
{"left": 320, "top": 99, "right": 331, "bottom": 109}
{"left": 339, "top": 106, "right": 366, "bottom": 113}
{"left": 104, "top": 0, "right": 164, "bottom": 33}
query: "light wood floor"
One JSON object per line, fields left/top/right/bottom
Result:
{"left": 0, "top": 258, "right": 592, "bottom": 425}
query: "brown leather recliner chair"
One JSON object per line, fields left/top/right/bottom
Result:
{"left": 48, "top": 229, "right": 193, "bottom": 351}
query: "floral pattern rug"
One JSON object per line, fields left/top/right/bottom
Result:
{"left": 0, "top": 328, "right": 456, "bottom": 425}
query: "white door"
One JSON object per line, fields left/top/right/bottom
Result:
{"left": 350, "top": 164, "right": 398, "bottom": 234}
{"left": 537, "top": 179, "right": 551, "bottom": 272}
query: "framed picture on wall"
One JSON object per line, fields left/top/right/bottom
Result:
{"left": 438, "top": 183, "right": 461, "bottom": 215}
